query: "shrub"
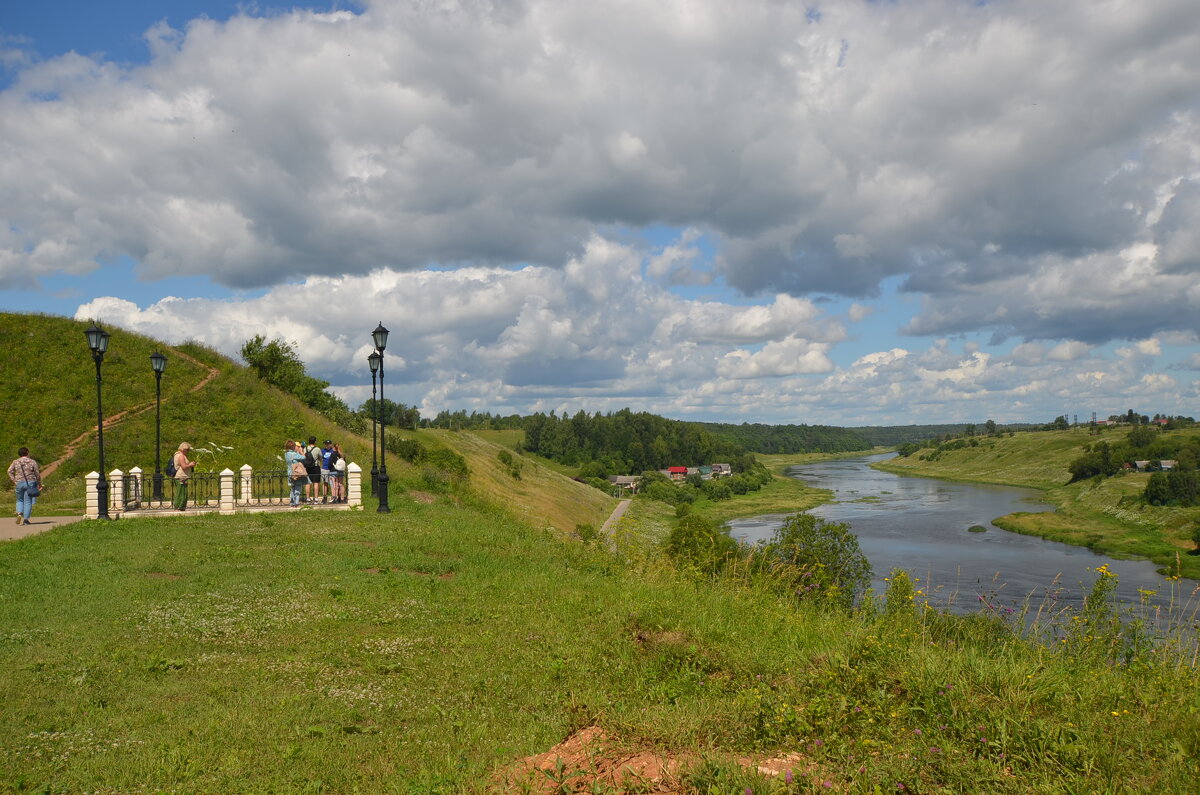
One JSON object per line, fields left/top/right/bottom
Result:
{"left": 419, "top": 447, "right": 470, "bottom": 491}
{"left": 497, "top": 450, "right": 522, "bottom": 479}
{"left": 702, "top": 479, "right": 732, "bottom": 502}
{"left": 761, "top": 513, "right": 872, "bottom": 608}
{"left": 664, "top": 515, "right": 738, "bottom": 574}
{"left": 387, "top": 436, "right": 426, "bottom": 464}
{"left": 643, "top": 481, "right": 680, "bottom": 504}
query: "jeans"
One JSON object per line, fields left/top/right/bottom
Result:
{"left": 290, "top": 476, "right": 305, "bottom": 506}
{"left": 15, "top": 481, "right": 36, "bottom": 521}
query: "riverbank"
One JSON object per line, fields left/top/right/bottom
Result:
{"left": 873, "top": 431, "right": 1200, "bottom": 580}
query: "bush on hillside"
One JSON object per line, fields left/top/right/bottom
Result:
{"left": 1145, "top": 470, "right": 1199, "bottom": 506}
{"left": 702, "top": 479, "right": 732, "bottom": 502}
{"left": 759, "top": 512, "right": 872, "bottom": 609}
{"left": 664, "top": 515, "right": 739, "bottom": 574}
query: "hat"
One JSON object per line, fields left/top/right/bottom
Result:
{"left": 324, "top": 439, "right": 333, "bottom": 444}
{"left": 178, "top": 442, "right": 192, "bottom": 451}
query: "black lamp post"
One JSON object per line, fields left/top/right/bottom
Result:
{"left": 372, "top": 322, "right": 391, "bottom": 513}
{"left": 150, "top": 352, "right": 167, "bottom": 501}
{"left": 85, "top": 324, "right": 111, "bottom": 519}
{"left": 368, "top": 351, "right": 381, "bottom": 496}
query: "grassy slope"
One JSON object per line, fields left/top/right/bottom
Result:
{"left": 875, "top": 428, "right": 1200, "bottom": 578}
{"left": 3, "top": 506, "right": 1199, "bottom": 792}
{"left": 397, "top": 428, "right": 614, "bottom": 533}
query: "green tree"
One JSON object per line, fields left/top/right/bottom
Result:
{"left": 984, "top": 419, "right": 997, "bottom": 435}
{"left": 240, "top": 336, "right": 352, "bottom": 420}
{"left": 1127, "top": 425, "right": 1156, "bottom": 449}
{"left": 1144, "top": 472, "right": 1172, "bottom": 505}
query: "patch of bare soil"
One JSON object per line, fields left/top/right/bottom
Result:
{"left": 495, "top": 727, "right": 684, "bottom": 794}
{"left": 408, "top": 491, "right": 437, "bottom": 504}
{"left": 494, "top": 727, "right": 823, "bottom": 794}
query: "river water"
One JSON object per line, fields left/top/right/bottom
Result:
{"left": 726, "top": 453, "right": 1182, "bottom": 613}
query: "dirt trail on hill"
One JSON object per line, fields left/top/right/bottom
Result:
{"left": 41, "top": 349, "right": 221, "bottom": 479}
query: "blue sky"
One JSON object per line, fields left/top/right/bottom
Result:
{"left": 2, "top": 0, "right": 1198, "bottom": 425}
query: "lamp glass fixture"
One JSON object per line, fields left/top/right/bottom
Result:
{"left": 85, "top": 324, "right": 106, "bottom": 353}
{"left": 372, "top": 322, "right": 389, "bottom": 352}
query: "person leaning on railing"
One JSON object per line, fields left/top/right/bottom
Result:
{"left": 171, "top": 442, "right": 196, "bottom": 511}
{"left": 284, "top": 440, "right": 306, "bottom": 508}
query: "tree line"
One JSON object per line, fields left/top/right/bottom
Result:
{"left": 694, "top": 422, "right": 870, "bottom": 454}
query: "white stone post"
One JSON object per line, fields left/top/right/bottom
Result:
{"left": 129, "top": 467, "right": 143, "bottom": 510}
{"left": 220, "top": 469, "right": 235, "bottom": 515}
{"left": 239, "top": 464, "right": 253, "bottom": 505}
{"left": 347, "top": 462, "right": 362, "bottom": 507}
{"left": 85, "top": 471, "right": 99, "bottom": 519}
{"left": 109, "top": 469, "right": 124, "bottom": 518}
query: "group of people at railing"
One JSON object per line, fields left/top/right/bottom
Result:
{"left": 7, "top": 438, "right": 359, "bottom": 522}
{"left": 284, "top": 437, "right": 348, "bottom": 507}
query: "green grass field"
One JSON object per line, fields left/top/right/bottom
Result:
{"left": 4, "top": 504, "right": 1200, "bottom": 792}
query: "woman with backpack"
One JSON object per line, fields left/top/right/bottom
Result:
{"left": 284, "top": 440, "right": 306, "bottom": 507}
{"left": 171, "top": 442, "right": 196, "bottom": 511}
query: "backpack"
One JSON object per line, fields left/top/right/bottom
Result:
{"left": 304, "top": 447, "right": 317, "bottom": 468}
{"left": 166, "top": 458, "right": 177, "bottom": 477}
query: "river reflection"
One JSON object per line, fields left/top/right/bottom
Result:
{"left": 726, "top": 453, "right": 1183, "bottom": 614}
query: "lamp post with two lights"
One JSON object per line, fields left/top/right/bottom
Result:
{"left": 85, "top": 324, "right": 111, "bottom": 519}
{"left": 372, "top": 323, "right": 390, "bottom": 513}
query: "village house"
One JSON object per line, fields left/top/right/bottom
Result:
{"left": 607, "top": 475, "right": 641, "bottom": 494}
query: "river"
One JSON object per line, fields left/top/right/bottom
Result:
{"left": 726, "top": 453, "right": 1183, "bottom": 613}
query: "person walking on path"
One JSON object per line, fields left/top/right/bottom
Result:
{"left": 171, "top": 442, "right": 196, "bottom": 511}
{"left": 284, "top": 440, "right": 306, "bottom": 507}
{"left": 8, "top": 447, "right": 42, "bottom": 526}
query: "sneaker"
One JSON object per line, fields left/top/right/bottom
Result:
{"left": 15, "top": 516, "right": 23, "bottom": 526}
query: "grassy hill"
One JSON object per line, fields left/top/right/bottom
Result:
{"left": 875, "top": 427, "right": 1200, "bottom": 578}
{"left": 0, "top": 313, "right": 612, "bottom": 532}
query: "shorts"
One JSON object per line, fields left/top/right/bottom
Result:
{"left": 322, "top": 471, "right": 340, "bottom": 484}
{"left": 307, "top": 471, "right": 321, "bottom": 484}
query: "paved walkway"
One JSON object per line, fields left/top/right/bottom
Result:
{"left": 1, "top": 515, "right": 86, "bottom": 541}
{"left": 600, "top": 499, "right": 632, "bottom": 536}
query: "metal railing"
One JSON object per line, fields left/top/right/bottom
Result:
{"left": 239, "top": 470, "right": 293, "bottom": 506}
{"left": 122, "top": 472, "right": 142, "bottom": 510}
{"left": 87, "top": 463, "right": 362, "bottom": 518}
